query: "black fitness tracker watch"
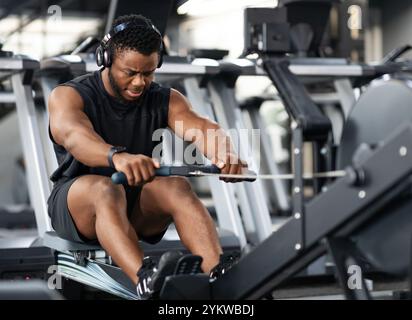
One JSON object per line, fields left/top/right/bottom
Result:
{"left": 108, "top": 146, "right": 127, "bottom": 168}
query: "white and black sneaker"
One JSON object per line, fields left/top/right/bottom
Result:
{"left": 136, "top": 251, "right": 184, "bottom": 299}
{"left": 136, "top": 256, "right": 156, "bottom": 299}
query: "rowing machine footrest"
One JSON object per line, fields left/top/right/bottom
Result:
{"left": 160, "top": 274, "right": 211, "bottom": 299}
{"left": 174, "top": 254, "right": 203, "bottom": 275}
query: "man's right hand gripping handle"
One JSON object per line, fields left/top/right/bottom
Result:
{"left": 110, "top": 150, "right": 160, "bottom": 186}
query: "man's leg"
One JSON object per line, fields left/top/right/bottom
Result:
{"left": 67, "top": 175, "right": 143, "bottom": 284}
{"left": 130, "top": 176, "right": 223, "bottom": 273}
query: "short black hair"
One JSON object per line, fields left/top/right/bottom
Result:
{"left": 110, "top": 14, "right": 162, "bottom": 59}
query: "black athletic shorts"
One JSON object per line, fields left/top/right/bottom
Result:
{"left": 47, "top": 176, "right": 167, "bottom": 245}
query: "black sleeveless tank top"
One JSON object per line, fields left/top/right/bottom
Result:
{"left": 49, "top": 70, "right": 170, "bottom": 183}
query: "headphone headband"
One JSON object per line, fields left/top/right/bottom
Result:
{"left": 96, "top": 20, "right": 164, "bottom": 68}
{"left": 100, "top": 22, "right": 130, "bottom": 47}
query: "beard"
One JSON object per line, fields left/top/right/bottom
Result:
{"left": 108, "top": 68, "right": 142, "bottom": 106}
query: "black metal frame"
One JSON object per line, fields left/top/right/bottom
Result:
{"left": 208, "top": 124, "right": 412, "bottom": 299}
{"left": 326, "top": 237, "right": 372, "bottom": 300}
{"left": 160, "top": 56, "right": 412, "bottom": 299}
{"left": 263, "top": 57, "right": 333, "bottom": 248}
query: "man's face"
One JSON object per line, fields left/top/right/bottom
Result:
{"left": 108, "top": 49, "right": 158, "bottom": 104}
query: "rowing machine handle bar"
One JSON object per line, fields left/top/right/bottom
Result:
{"left": 111, "top": 165, "right": 221, "bottom": 185}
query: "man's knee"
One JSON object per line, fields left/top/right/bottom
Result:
{"left": 140, "top": 176, "right": 198, "bottom": 216}
{"left": 162, "top": 177, "right": 198, "bottom": 208}
{"left": 167, "top": 176, "right": 193, "bottom": 195}
{"left": 93, "top": 177, "right": 126, "bottom": 209}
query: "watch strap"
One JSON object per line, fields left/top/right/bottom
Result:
{"left": 108, "top": 146, "right": 126, "bottom": 168}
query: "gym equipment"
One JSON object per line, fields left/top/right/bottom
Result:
{"left": 0, "top": 247, "right": 55, "bottom": 282}
{"left": 186, "top": 169, "right": 346, "bottom": 181}
{"left": 156, "top": 54, "right": 412, "bottom": 298}
{"left": 0, "top": 54, "right": 55, "bottom": 287}
{"left": 338, "top": 65, "right": 412, "bottom": 279}
{"left": 245, "top": 2, "right": 412, "bottom": 297}
{"left": 0, "top": 205, "right": 36, "bottom": 229}
{"left": 54, "top": 247, "right": 203, "bottom": 300}
{"left": 111, "top": 164, "right": 259, "bottom": 185}
{"left": 112, "top": 164, "right": 219, "bottom": 184}
{"left": 204, "top": 57, "right": 368, "bottom": 243}
{"left": 244, "top": 0, "right": 339, "bottom": 57}
{"left": 156, "top": 2, "right": 412, "bottom": 299}
{"left": 232, "top": 0, "right": 412, "bottom": 247}
{"left": 111, "top": 164, "right": 346, "bottom": 184}
{"left": 43, "top": 179, "right": 239, "bottom": 298}
{"left": 0, "top": 280, "right": 64, "bottom": 300}
{"left": 159, "top": 123, "right": 412, "bottom": 299}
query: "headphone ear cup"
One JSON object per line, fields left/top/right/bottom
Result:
{"left": 95, "top": 46, "right": 103, "bottom": 67}
{"left": 103, "top": 48, "right": 111, "bottom": 68}
{"left": 157, "top": 52, "right": 163, "bottom": 68}
{"left": 157, "top": 40, "right": 164, "bottom": 68}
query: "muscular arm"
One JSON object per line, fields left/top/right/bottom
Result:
{"left": 168, "top": 89, "right": 240, "bottom": 168}
{"left": 48, "top": 86, "right": 112, "bottom": 167}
